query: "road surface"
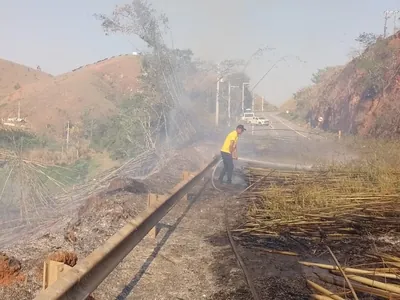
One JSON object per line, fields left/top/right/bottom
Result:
{"left": 89, "top": 114, "right": 352, "bottom": 299}
{"left": 238, "top": 112, "right": 351, "bottom": 168}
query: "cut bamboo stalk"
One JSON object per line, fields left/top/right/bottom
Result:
{"left": 346, "top": 275, "right": 400, "bottom": 294}
{"left": 326, "top": 246, "right": 359, "bottom": 300}
{"left": 252, "top": 247, "right": 298, "bottom": 256}
{"left": 307, "top": 280, "right": 345, "bottom": 300}
{"left": 376, "top": 253, "right": 400, "bottom": 263}
{"left": 364, "top": 267, "right": 400, "bottom": 272}
{"left": 386, "top": 262, "right": 400, "bottom": 268}
{"left": 330, "top": 269, "right": 400, "bottom": 280}
{"left": 318, "top": 274, "right": 400, "bottom": 300}
{"left": 300, "top": 261, "right": 400, "bottom": 279}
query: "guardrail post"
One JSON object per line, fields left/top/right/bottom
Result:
{"left": 43, "top": 260, "right": 72, "bottom": 290}
{"left": 182, "top": 171, "right": 190, "bottom": 201}
{"left": 182, "top": 171, "right": 196, "bottom": 201}
{"left": 147, "top": 193, "right": 162, "bottom": 239}
{"left": 33, "top": 155, "right": 220, "bottom": 300}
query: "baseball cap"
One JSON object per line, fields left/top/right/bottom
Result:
{"left": 236, "top": 124, "right": 246, "bottom": 131}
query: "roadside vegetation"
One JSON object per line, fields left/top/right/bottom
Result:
{"left": 280, "top": 30, "right": 400, "bottom": 138}
{"left": 0, "top": 0, "right": 255, "bottom": 221}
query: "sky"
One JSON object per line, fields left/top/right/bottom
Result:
{"left": 0, "top": 0, "right": 399, "bottom": 105}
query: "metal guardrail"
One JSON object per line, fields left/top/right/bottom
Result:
{"left": 34, "top": 155, "right": 220, "bottom": 300}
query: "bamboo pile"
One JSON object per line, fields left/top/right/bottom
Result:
{"left": 238, "top": 167, "right": 400, "bottom": 241}
{"left": 303, "top": 252, "right": 400, "bottom": 299}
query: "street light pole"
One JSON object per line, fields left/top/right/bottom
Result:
{"left": 242, "top": 82, "right": 249, "bottom": 113}
{"left": 228, "top": 81, "right": 231, "bottom": 126}
{"left": 261, "top": 96, "right": 264, "bottom": 112}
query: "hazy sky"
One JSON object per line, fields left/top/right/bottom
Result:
{"left": 0, "top": 0, "right": 399, "bottom": 105}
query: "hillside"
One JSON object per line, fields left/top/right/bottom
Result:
{"left": 0, "top": 54, "right": 142, "bottom": 137}
{"left": 285, "top": 31, "right": 400, "bottom": 137}
{"left": 0, "top": 58, "right": 53, "bottom": 99}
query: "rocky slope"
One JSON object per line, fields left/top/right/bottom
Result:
{"left": 287, "top": 31, "right": 400, "bottom": 137}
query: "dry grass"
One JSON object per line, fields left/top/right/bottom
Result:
{"left": 238, "top": 138, "right": 400, "bottom": 242}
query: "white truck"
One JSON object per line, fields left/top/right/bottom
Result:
{"left": 248, "top": 116, "right": 270, "bottom": 126}
{"left": 241, "top": 112, "right": 255, "bottom": 123}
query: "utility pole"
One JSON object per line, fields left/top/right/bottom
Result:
{"left": 216, "top": 78, "right": 220, "bottom": 126}
{"left": 251, "top": 92, "right": 255, "bottom": 112}
{"left": 228, "top": 81, "right": 231, "bottom": 127}
{"left": 384, "top": 10, "right": 400, "bottom": 37}
{"left": 384, "top": 11, "right": 389, "bottom": 37}
{"left": 228, "top": 82, "right": 239, "bottom": 127}
{"left": 261, "top": 96, "right": 264, "bottom": 112}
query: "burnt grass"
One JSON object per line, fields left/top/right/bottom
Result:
{"left": 204, "top": 174, "right": 311, "bottom": 299}
{"left": 204, "top": 170, "right": 399, "bottom": 300}
{"left": 207, "top": 230, "right": 310, "bottom": 300}
{"left": 207, "top": 227, "right": 400, "bottom": 300}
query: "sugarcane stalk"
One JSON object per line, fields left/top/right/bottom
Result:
{"left": 346, "top": 275, "right": 400, "bottom": 294}
{"left": 307, "top": 280, "right": 345, "bottom": 300}
{"left": 300, "top": 261, "right": 400, "bottom": 280}
{"left": 326, "top": 246, "right": 359, "bottom": 300}
{"left": 317, "top": 274, "right": 400, "bottom": 299}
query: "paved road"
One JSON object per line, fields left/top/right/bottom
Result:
{"left": 237, "top": 112, "right": 352, "bottom": 168}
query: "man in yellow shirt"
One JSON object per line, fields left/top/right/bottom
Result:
{"left": 219, "top": 124, "right": 246, "bottom": 184}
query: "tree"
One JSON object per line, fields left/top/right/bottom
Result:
{"left": 349, "top": 32, "right": 381, "bottom": 59}
{"left": 95, "top": 0, "right": 197, "bottom": 147}
{"left": 311, "top": 68, "right": 329, "bottom": 84}
{"left": 356, "top": 38, "right": 400, "bottom": 99}
{"left": 355, "top": 32, "right": 380, "bottom": 49}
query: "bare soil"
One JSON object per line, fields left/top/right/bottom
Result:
{"left": 0, "top": 253, "right": 25, "bottom": 286}
{"left": 0, "top": 58, "right": 52, "bottom": 99}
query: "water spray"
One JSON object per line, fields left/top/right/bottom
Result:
{"left": 237, "top": 157, "right": 313, "bottom": 171}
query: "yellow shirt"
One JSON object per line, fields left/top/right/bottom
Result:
{"left": 221, "top": 130, "right": 238, "bottom": 153}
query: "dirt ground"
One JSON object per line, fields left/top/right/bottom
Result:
{"left": 0, "top": 144, "right": 217, "bottom": 300}
{"left": 90, "top": 180, "right": 250, "bottom": 300}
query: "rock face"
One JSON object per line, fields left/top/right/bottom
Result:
{"left": 295, "top": 31, "right": 400, "bottom": 137}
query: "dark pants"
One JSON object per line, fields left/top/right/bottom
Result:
{"left": 219, "top": 151, "right": 234, "bottom": 183}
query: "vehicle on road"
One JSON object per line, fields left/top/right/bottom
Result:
{"left": 248, "top": 116, "right": 270, "bottom": 126}
{"left": 241, "top": 112, "right": 255, "bottom": 123}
